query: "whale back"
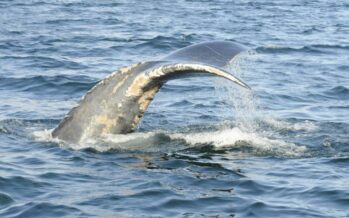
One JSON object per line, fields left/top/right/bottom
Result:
{"left": 52, "top": 41, "right": 249, "bottom": 144}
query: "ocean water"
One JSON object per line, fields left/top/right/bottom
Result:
{"left": 0, "top": 0, "right": 349, "bottom": 217}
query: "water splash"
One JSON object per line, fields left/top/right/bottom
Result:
{"left": 215, "top": 50, "right": 262, "bottom": 132}
{"left": 211, "top": 51, "right": 311, "bottom": 155}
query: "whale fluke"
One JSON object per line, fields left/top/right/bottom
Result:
{"left": 52, "top": 41, "right": 250, "bottom": 144}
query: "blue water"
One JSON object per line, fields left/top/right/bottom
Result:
{"left": 1, "top": 0, "right": 349, "bottom": 217}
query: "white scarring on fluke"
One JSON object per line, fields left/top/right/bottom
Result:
{"left": 52, "top": 41, "right": 250, "bottom": 144}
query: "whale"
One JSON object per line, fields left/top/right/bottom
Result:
{"left": 52, "top": 41, "right": 250, "bottom": 144}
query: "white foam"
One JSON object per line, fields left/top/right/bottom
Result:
{"left": 262, "top": 117, "right": 318, "bottom": 132}
{"left": 32, "top": 129, "right": 56, "bottom": 142}
{"left": 170, "top": 127, "right": 306, "bottom": 157}
{"left": 32, "top": 127, "right": 306, "bottom": 156}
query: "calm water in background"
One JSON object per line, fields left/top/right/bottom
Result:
{"left": 0, "top": 0, "right": 349, "bottom": 217}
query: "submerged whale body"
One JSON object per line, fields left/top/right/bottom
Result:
{"left": 52, "top": 41, "right": 250, "bottom": 144}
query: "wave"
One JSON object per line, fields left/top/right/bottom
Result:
{"left": 0, "top": 202, "right": 84, "bottom": 217}
{"left": 255, "top": 44, "right": 349, "bottom": 54}
{"left": 161, "top": 84, "right": 215, "bottom": 93}
{"left": 0, "top": 75, "right": 96, "bottom": 95}
{"left": 326, "top": 156, "right": 349, "bottom": 165}
{"left": 0, "top": 119, "right": 59, "bottom": 137}
{"left": 131, "top": 35, "right": 196, "bottom": 51}
{"left": 46, "top": 16, "right": 122, "bottom": 26}
{"left": 259, "top": 118, "right": 318, "bottom": 132}
{"left": 324, "top": 86, "right": 349, "bottom": 100}
{"left": 0, "top": 193, "right": 14, "bottom": 207}
{"left": 0, "top": 55, "right": 87, "bottom": 70}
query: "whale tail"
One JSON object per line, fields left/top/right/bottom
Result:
{"left": 52, "top": 41, "right": 250, "bottom": 144}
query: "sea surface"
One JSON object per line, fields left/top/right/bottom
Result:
{"left": 0, "top": 0, "right": 349, "bottom": 217}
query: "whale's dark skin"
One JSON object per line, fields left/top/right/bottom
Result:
{"left": 52, "top": 41, "right": 250, "bottom": 144}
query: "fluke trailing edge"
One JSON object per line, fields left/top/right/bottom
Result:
{"left": 52, "top": 41, "right": 250, "bottom": 144}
